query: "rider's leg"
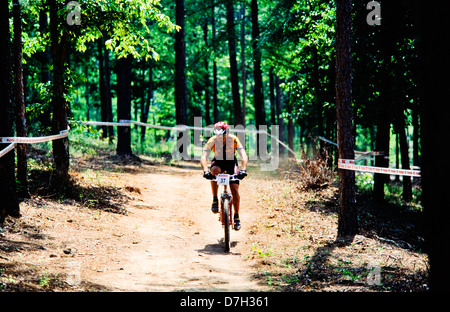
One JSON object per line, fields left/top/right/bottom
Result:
{"left": 230, "top": 183, "right": 241, "bottom": 230}
{"left": 210, "top": 166, "right": 221, "bottom": 213}
{"left": 230, "top": 184, "right": 240, "bottom": 215}
{"left": 210, "top": 165, "right": 221, "bottom": 197}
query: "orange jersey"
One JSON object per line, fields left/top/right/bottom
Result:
{"left": 204, "top": 134, "right": 244, "bottom": 161}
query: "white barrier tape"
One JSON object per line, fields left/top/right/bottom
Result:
{"left": 69, "top": 120, "right": 131, "bottom": 127}
{"left": 318, "top": 136, "right": 338, "bottom": 146}
{"left": 338, "top": 159, "right": 421, "bottom": 177}
{"left": 121, "top": 120, "right": 267, "bottom": 134}
{"left": 318, "top": 136, "right": 384, "bottom": 157}
{"left": 73, "top": 119, "right": 275, "bottom": 136}
{"left": 0, "top": 128, "right": 69, "bottom": 144}
{"left": 122, "top": 119, "right": 297, "bottom": 157}
{"left": 0, "top": 142, "right": 16, "bottom": 159}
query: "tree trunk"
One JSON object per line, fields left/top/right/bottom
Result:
{"left": 269, "top": 68, "right": 276, "bottom": 126}
{"left": 13, "top": 0, "right": 29, "bottom": 198}
{"left": 175, "top": 0, "right": 188, "bottom": 126}
{"left": 98, "top": 36, "right": 108, "bottom": 139}
{"left": 240, "top": 3, "right": 247, "bottom": 124}
{"left": 374, "top": 0, "right": 395, "bottom": 202}
{"left": 287, "top": 103, "right": 295, "bottom": 157}
{"left": 104, "top": 36, "right": 114, "bottom": 143}
{"left": 275, "top": 75, "right": 285, "bottom": 157}
{"left": 37, "top": 9, "right": 52, "bottom": 130}
{"left": 141, "top": 58, "right": 153, "bottom": 143}
{"left": 398, "top": 122, "right": 412, "bottom": 202}
{"left": 419, "top": 0, "right": 450, "bottom": 292}
{"left": 393, "top": 114, "right": 412, "bottom": 201}
{"left": 212, "top": 1, "right": 219, "bottom": 123}
{"left": 335, "top": 0, "right": 358, "bottom": 237}
{"left": 412, "top": 110, "right": 420, "bottom": 167}
{"left": 0, "top": 0, "right": 19, "bottom": 224}
{"left": 49, "top": 0, "right": 70, "bottom": 191}
{"left": 373, "top": 107, "right": 390, "bottom": 201}
{"left": 203, "top": 19, "right": 211, "bottom": 125}
{"left": 116, "top": 56, "right": 133, "bottom": 156}
{"left": 226, "top": 0, "right": 244, "bottom": 126}
{"left": 251, "top": 0, "right": 264, "bottom": 127}
{"left": 312, "top": 46, "right": 324, "bottom": 157}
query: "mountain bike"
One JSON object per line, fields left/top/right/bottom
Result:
{"left": 212, "top": 174, "right": 240, "bottom": 252}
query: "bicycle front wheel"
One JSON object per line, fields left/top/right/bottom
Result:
{"left": 222, "top": 197, "right": 231, "bottom": 252}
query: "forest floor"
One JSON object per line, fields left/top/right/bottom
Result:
{"left": 0, "top": 151, "right": 428, "bottom": 292}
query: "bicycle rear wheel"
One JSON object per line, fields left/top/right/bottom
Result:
{"left": 222, "top": 198, "right": 231, "bottom": 252}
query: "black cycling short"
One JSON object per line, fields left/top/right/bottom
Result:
{"left": 211, "top": 158, "right": 239, "bottom": 185}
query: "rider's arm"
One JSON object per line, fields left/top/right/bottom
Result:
{"left": 200, "top": 149, "right": 210, "bottom": 172}
{"left": 201, "top": 137, "right": 215, "bottom": 172}
{"left": 237, "top": 147, "right": 248, "bottom": 171}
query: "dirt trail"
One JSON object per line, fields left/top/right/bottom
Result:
{"left": 2, "top": 160, "right": 429, "bottom": 292}
{"left": 85, "top": 165, "right": 267, "bottom": 292}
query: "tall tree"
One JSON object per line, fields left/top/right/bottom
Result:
{"left": 226, "top": 0, "right": 244, "bottom": 125}
{"left": 175, "top": 0, "right": 188, "bottom": 126}
{"left": 335, "top": 0, "right": 357, "bottom": 236}
{"left": 13, "top": 0, "right": 29, "bottom": 198}
{"left": 420, "top": 0, "right": 450, "bottom": 292}
{"left": 251, "top": 0, "right": 265, "bottom": 127}
{"left": 202, "top": 18, "right": 212, "bottom": 125}
{"left": 212, "top": 0, "right": 219, "bottom": 123}
{"left": 98, "top": 35, "right": 111, "bottom": 140}
{"left": 275, "top": 75, "right": 285, "bottom": 157}
{"left": 240, "top": 2, "right": 247, "bottom": 124}
{"left": 141, "top": 57, "right": 154, "bottom": 142}
{"left": 373, "top": 1, "right": 394, "bottom": 202}
{"left": 49, "top": 0, "right": 70, "bottom": 190}
{"left": 0, "top": 0, "right": 20, "bottom": 223}
{"left": 116, "top": 55, "right": 133, "bottom": 156}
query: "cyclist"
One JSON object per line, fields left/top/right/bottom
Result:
{"left": 200, "top": 122, "right": 248, "bottom": 231}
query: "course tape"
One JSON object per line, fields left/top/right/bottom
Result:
{"left": 0, "top": 128, "right": 69, "bottom": 159}
{"left": 0, "top": 128, "right": 69, "bottom": 144}
{"left": 318, "top": 136, "right": 384, "bottom": 158}
{"left": 121, "top": 119, "right": 297, "bottom": 157}
{"left": 69, "top": 120, "right": 132, "bottom": 127}
{"left": 1, "top": 119, "right": 297, "bottom": 161}
{"left": 73, "top": 119, "right": 297, "bottom": 157}
{"left": 0, "top": 142, "right": 16, "bottom": 159}
{"left": 338, "top": 159, "right": 421, "bottom": 177}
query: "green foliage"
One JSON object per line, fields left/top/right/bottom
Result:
{"left": 16, "top": 0, "right": 420, "bottom": 174}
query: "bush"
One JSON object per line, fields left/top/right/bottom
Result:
{"left": 297, "top": 150, "right": 334, "bottom": 190}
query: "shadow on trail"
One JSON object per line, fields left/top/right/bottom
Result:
{"left": 304, "top": 187, "right": 425, "bottom": 252}
{"left": 265, "top": 233, "right": 427, "bottom": 291}
{"left": 196, "top": 240, "right": 241, "bottom": 256}
{"left": 27, "top": 169, "right": 130, "bottom": 215}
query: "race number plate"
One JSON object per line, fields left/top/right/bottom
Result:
{"left": 216, "top": 174, "right": 230, "bottom": 185}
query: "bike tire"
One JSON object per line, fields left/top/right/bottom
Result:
{"left": 222, "top": 198, "right": 231, "bottom": 252}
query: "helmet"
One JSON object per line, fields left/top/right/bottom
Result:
{"left": 213, "top": 122, "right": 229, "bottom": 135}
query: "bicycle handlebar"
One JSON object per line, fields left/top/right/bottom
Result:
{"left": 211, "top": 174, "right": 241, "bottom": 182}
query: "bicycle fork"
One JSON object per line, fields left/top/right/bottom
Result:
{"left": 220, "top": 186, "right": 233, "bottom": 226}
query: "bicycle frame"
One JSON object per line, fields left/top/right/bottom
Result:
{"left": 210, "top": 173, "right": 240, "bottom": 252}
{"left": 220, "top": 185, "right": 233, "bottom": 227}
{"left": 213, "top": 174, "right": 239, "bottom": 226}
